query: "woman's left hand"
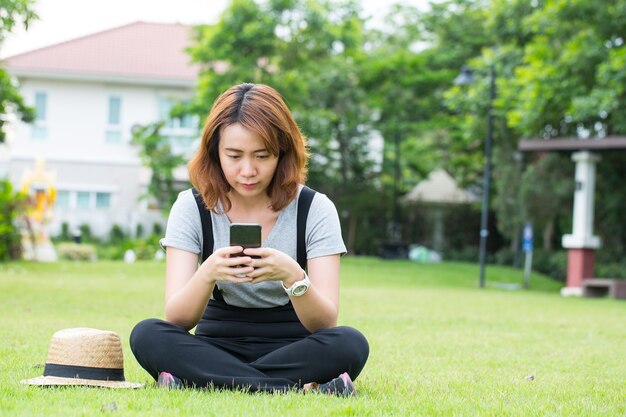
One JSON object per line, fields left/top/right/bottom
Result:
{"left": 242, "top": 247, "right": 302, "bottom": 285}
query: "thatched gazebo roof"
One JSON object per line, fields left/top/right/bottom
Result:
{"left": 403, "top": 169, "right": 475, "bottom": 205}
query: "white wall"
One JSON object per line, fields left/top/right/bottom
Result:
{"left": 9, "top": 78, "right": 194, "bottom": 163}
{"left": 5, "top": 76, "right": 197, "bottom": 239}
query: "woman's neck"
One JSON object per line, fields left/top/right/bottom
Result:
{"left": 226, "top": 192, "right": 274, "bottom": 220}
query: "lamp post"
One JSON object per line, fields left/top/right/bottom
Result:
{"left": 392, "top": 123, "right": 401, "bottom": 242}
{"left": 455, "top": 64, "right": 496, "bottom": 288}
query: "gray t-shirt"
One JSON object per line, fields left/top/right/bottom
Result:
{"left": 160, "top": 186, "right": 347, "bottom": 308}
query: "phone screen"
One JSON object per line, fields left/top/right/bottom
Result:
{"left": 230, "top": 223, "right": 261, "bottom": 257}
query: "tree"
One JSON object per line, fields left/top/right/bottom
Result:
{"left": 0, "top": 0, "right": 37, "bottom": 142}
{"left": 131, "top": 123, "right": 186, "bottom": 212}
{"left": 492, "top": 0, "right": 626, "bottom": 258}
{"left": 188, "top": 0, "right": 383, "bottom": 253}
{"left": 404, "top": 0, "right": 626, "bottom": 264}
{"left": 0, "top": 0, "right": 36, "bottom": 261}
{"left": 0, "top": 179, "right": 26, "bottom": 260}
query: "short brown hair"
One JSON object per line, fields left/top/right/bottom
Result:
{"left": 188, "top": 83, "right": 309, "bottom": 212}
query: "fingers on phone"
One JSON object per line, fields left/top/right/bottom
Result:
{"left": 243, "top": 247, "right": 262, "bottom": 256}
{"left": 227, "top": 246, "right": 244, "bottom": 254}
{"left": 227, "top": 255, "right": 252, "bottom": 265}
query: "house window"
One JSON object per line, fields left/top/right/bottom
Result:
{"left": 56, "top": 190, "right": 70, "bottom": 209}
{"left": 105, "top": 131, "right": 122, "bottom": 143}
{"left": 95, "top": 192, "right": 111, "bottom": 209}
{"left": 108, "top": 96, "right": 121, "bottom": 125}
{"left": 32, "top": 126, "right": 47, "bottom": 140}
{"left": 32, "top": 92, "right": 48, "bottom": 139}
{"left": 54, "top": 190, "right": 113, "bottom": 209}
{"left": 35, "top": 92, "right": 47, "bottom": 120}
{"left": 158, "top": 97, "right": 175, "bottom": 128}
{"left": 76, "top": 191, "right": 91, "bottom": 209}
{"left": 106, "top": 96, "right": 122, "bottom": 144}
{"left": 179, "top": 105, "right": 194, "bottom": 129}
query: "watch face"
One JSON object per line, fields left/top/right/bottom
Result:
{"left": 292, "top": 283, "right": 308, "bottom": 296}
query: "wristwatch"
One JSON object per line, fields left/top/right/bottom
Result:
{"left": 282, "top": 270, "right": 310, "bottom": 297}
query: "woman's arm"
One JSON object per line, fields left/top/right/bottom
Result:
{"left": 164, "top": 246, "right": 254, "bottom": 330}
{"left": 244, "top": 248, "right": 340, "bottom": 332}
{"left": 287, "top": 254, "right": 340, "bottom": 332}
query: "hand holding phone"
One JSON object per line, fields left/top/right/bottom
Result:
{"left": 230, "top": 223, "right": 261, "bottom": 277}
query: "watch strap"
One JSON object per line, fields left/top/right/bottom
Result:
{"left": 282, "top": 270, "right": 310, "bottom": 296}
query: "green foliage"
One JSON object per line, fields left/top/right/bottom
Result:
{"left": 531, "top": 249, "right": 569, "bottom": 282}
{"left": 59, "top": 222, "right": 70, "bottom": 241}
{"left": 151, "top": 222, "right": 163, "bottom": 237}
{"left": 519, "top": 153, "right": 574, "bottom": 250}
{"left": 129, "top": 0, "right": 626, "bottom": 262}
{"left": 503, "top": 0, "right": 626, "bottom": 138}
{"left": 188, "top": 0, "right": 390, "bottom": 247}
{"left": 420, "top": 0, "right": 626, "bottom": 264}
{"left": 0, "top": 0, "right": 37, "bottom": 40}
{"left": 0, "top": 0, "right": 37, "bottom": 143}
{"left": 108, "top": 224, "right": 126, "bottom": 244}
{"left": 79, "top": 223, "right": 95, "bottom": 243}
{"left": 0, "top": 179, "right": 25, "bottom": 261}
{"left": 131, "top": 122, "right": 186, "bottom": 212}
{"left": 596, "top": 262, "right": 626, "bottom": 280}
{"left": 97, "top": 234, "right": 162, "bottom": 261}
{"left": 594, "top": 152, "right": 626, "bottom": 260}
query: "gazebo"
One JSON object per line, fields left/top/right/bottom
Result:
{"left": 403, "top": 169, "right": 475, "bottom": 253}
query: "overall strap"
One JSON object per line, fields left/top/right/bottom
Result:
{"left": 192, "top": 188, "right": 213, "bottom": 263}
{"left": 191, "top": 187, "right": 225, "bottom": 302}
{"left": 297, "top": 186, "right": 316, "bottom": 271}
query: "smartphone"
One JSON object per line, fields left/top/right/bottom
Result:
{"left": 230, "top": 223, "right": 262, "bottom": 257}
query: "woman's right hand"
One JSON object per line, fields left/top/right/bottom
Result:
{"left": 198, "top": 246, "right": 255, "bottom": 285}
{"left": 164, "top": 246, "right": 253, "bottom": 329}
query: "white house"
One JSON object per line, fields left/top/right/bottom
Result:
{"left": 1, "top": 22, "right": 201, "bottom": 239}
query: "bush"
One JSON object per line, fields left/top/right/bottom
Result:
{"left": 445, "top": 246, "right": 479, "bottom": 262}
{"left": 532, "top": 249, "right": 568, "bottom": 281}
{"left": 60, "top": 222, "right": 70, "bottom": 241}
{"left": 152, "top": 222, "right": 163, "bottom": 237}
{"left": 79, "top": 223, "right": 96, "bottom": 243}
{"left": 96, "top": 234, "right": 162, "bottom": 261}
{"left": 57, "top": 243, "right": 97, "bottom": 261}
{"left": 109, "top": 224, "right": 126, "bottom": 244}
{"left": 493, "top": 248, "right": 516, "bottom": 266}
{"left": 596, "top": 262, "right": 626, "bottom": 280}
{"left": 0, "top": 180, "right": 26, "bottom": 261}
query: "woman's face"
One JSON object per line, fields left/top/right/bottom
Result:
{"left": 218, "top": 123, "right": 279, "bottom": 200}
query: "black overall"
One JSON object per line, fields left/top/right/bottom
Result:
{"left": 130, "top": 188, "right": 369, "bottom": 391}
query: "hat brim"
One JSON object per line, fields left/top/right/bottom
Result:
{"left": 21, "top": 375, "right": 143, "bottom": 389}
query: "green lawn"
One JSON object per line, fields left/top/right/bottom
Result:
{"left": 1, "top": 258, "right": 624, "bottom": 416}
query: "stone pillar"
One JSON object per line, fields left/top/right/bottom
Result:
{"left": 561, "top": 151, "right": 601, "bottom": 295}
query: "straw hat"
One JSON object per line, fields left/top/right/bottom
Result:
{"left": 21, "top": 328, "right": 143, "bottom": 388}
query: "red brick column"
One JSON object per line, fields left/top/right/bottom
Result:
{"left": 566, "top": 248, "right": 596, "bottom": 288}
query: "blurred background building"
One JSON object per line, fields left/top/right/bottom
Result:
{"left": 1, "top": 22, "right": 200, "bottom": 238}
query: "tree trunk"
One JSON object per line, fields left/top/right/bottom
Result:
{"left": 348, "top": 213, "right": 357, "bottom": 254}
{"left": 511, "top": 225, "right": 521, "bottom": 268}
{"left": 543, "top": 218, "right": 555, "bottom": 250}
{"left": 334, "top": 121, "right": 349, "bottom": 185}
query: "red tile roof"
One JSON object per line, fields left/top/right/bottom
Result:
{"left": 3, "top": 22, "right": 200, "bottom": 81}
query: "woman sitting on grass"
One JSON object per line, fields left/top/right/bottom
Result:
{"left": 130, "top": 83, "right": 369, "bottom": 396}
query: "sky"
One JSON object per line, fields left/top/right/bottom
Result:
{"left": 1, "top": 0, "right": 427, "bottom": 58}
